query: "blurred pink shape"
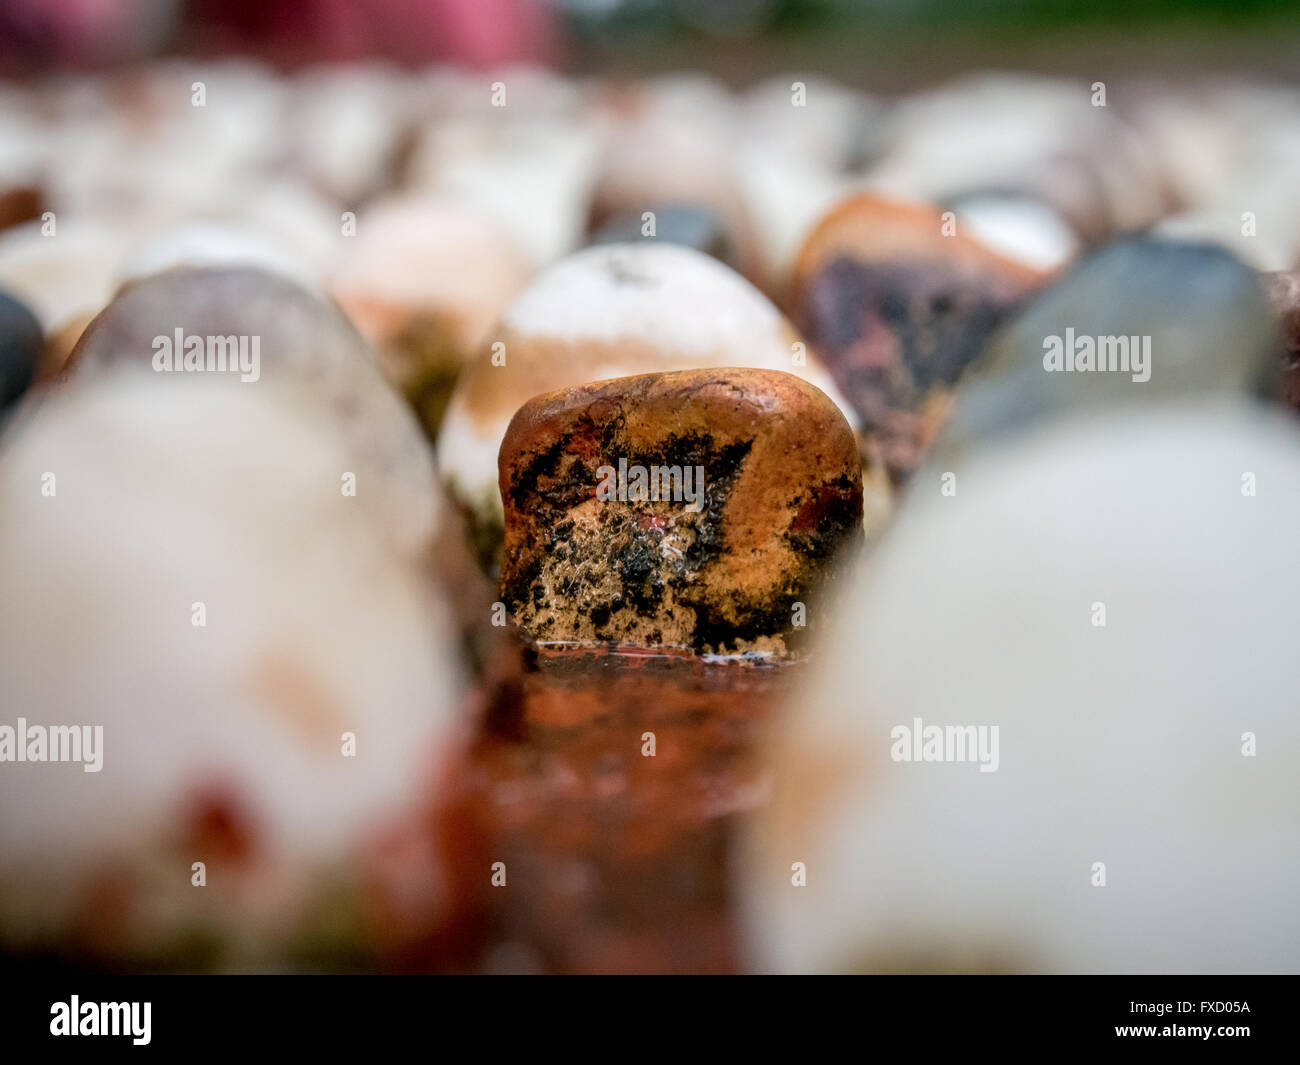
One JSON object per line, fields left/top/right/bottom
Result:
{"left": 1, "top": 0, "right": 560, "bottom": 67}
{"left": 201, "top": 0, "right": 560, "bottom": 66}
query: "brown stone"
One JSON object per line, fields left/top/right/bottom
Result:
{"left": 435, "top": 242, "right": 861, "bottom": 575}
{"left": 498, "top": 368, "right": 863, "bottom": 656}
{"left": 789, "top": 194, "right": 1046, "bottom": 484}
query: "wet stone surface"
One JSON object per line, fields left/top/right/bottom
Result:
{"left": 452, "top": 646, "right": 802, "bottom": 974}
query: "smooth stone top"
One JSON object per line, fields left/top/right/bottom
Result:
{"left": 69, "top": 265, "right": 440, "bottom": 560}
{"left": 938, "top": 237, "right": 1279, "bottom": 461}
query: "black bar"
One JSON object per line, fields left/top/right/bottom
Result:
{"left": 2, "top": 973, "right": 1293, "bottom": 1053}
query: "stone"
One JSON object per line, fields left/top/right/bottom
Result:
{"left": 69, "top": 265, "right": 438, "bottom": 560}
{"left": 943, "top": 191, "right": 1079, "bottom": 273}
{"left": 1264, "top": 270, "right": 1300, "bottom": 412}
{"left": 0, "top": 372, "right": 469, "bottom": 967}
{"left": 588, "top": 203, "right": 740, "bottom": 273}
{"left": 743, "top": 398, "right": 1300, "bottom": 973}
{"left": 937, "top": 237, "right": 1279, "bottom": 464}
{"left": 498, "top": 368, "right": 863, "bottom": 656}
{"left": 329, "top": 195, "right": 533, "bottom": 437}
{"left": 790, "top": 193, "right": 1044, "bottom": 484}
{"left": 438, "top": 242, "right": 861, "bottom": 569}
{"left": 0, "top": 286, "right": 42, "bottom": 411}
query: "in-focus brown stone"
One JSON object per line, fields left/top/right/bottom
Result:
{"left": 789, "top": 194, "right": 1046, "bottom": 484}
{"left": 436, "top": 242, "right": 859, "bottom": 575}
{"left": 499, "top": 368, "right": 863, "bottom": 656}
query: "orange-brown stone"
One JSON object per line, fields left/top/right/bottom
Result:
{"left": 499, "top": 368, "right": 863, "bottom": 656}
